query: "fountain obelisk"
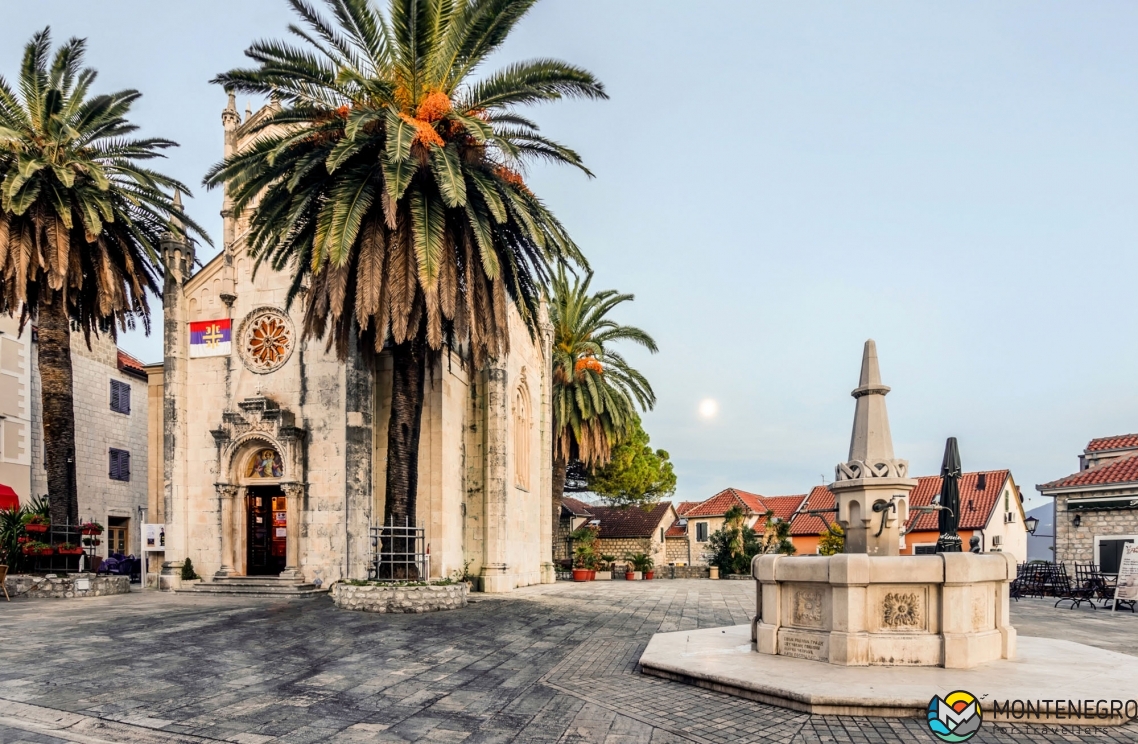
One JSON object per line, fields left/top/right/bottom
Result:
{"left": 829, "top": 340, "right": 917, "bottom": 555}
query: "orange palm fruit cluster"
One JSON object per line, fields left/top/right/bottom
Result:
{"left": 416, "top": 90, "right": 452, "bottom": 122}
{"left": 575, "top": 356, "right": 603, "bottom": 375}
{"left": 400, "top": 112, "right": 445, "bottom": 148}
{"left": 494, "top": 165, "right": 527, "bottom": 189}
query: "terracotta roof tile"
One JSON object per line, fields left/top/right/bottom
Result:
{"left": 787, "top": 471, "right": 1012, "bottom": 536}
{"left": 117, "top": 349, "right": 147, "bottom": 379}
{"left": 664, "top": 519, "right": 687, "bottom": 537}
{"left": 761, "top": 494, "right": 808, "bottom": 522}
{"left": 789, "top": 486, "right": 837, "bottom": 536}
{"left": 1039, "top": 455, "right": 1138, "bottom": 491}
{"left": 590, "top": 502, "right": 674, "bottom": 539}
{"left": 906, "top": 470, "right": 1009, "bottom": 532}
{"left": 560, "top": 497, "right": 594, "bottom": 517}
{"left": 1086, "top": 434, "right": 1138, "bottom": 453}
{"left": 684, "top": 489, "right": 766, "bottom": 518}
{"left": 676, "top": 501, "right": 701, "bottom": 516}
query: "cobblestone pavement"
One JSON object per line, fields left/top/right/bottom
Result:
{"left": 0, "top": 582, "right": 1136, "bottom": 744}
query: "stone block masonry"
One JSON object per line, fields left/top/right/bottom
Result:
{"left": 4, "top": 573, "right": 130, "bottom": 599}
{"left": 331, "top": 581, "right": 468, "bottom": 613}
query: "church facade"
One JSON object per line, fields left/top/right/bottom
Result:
{"left": 147, "top": 97, "right": 555, "bottom": 592}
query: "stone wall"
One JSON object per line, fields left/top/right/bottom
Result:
{"left": 665, "top": 536, "right": 689, "bottom": 565}
{"left": 662, "top": 565, "right": 710, "bottom": 579}
{"left": 597, "top": 536, "right": 668, "bottom": 570}
{"left": 30, "top": 331, "right": 148, "bottom": 554}
{"left": 331, "top": 581, "right": 468, "bottom": 613}
{"left": 4, "top": 573, "right": 130, "bottom": 599}
{"left": 1054, "top": 493, "right": 1138, "bottom": 565}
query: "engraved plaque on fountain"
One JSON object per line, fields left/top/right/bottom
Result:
{"left": 778, "top": 628, "right": 829, "bottom": 661}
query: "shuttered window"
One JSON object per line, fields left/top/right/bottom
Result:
{"left": 110, "top": 379, "right": 131, "bottom": 414}
{"left": 109, "top": 448, "right": 131, "bottom": 481}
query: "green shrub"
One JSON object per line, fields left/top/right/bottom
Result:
{"left": 180, "top": 558, "right": 200, "bottom": 581}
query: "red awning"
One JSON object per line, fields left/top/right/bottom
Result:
{"left": 0, "top": 484, "right": 19, "bottom": 512}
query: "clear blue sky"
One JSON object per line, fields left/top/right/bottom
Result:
{"left": 5, "top": 2, "right": 1137, "bottom": 510}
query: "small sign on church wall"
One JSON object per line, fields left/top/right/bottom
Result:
{"left": 189, "top": 319, "right": 232, "bottom": 358}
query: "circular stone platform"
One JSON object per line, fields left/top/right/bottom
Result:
{"left": 331, "top": 581, "right": 468, "bottom": 613}
{"left": 639, "top": 624, "right": 1138, "bottom": 726}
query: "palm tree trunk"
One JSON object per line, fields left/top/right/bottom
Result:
{"left": 381, "top": 334, "right": 426, "bottom": 578}
{"left": 551, "top": 451, "right": 567, "bottom": 558}
{"left": 37, "top": 293, "right": 78, "bottom": 527}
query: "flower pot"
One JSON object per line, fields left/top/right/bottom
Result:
{"left": 24, "top": 523, "right": 48, "bottom": 533}
{"left": 709, "top": 566, "right": 719, "bottom": 580}
{"left": 644, "top": 571, "right": 654, "bottom": 580}
{"left": 588, "top": 570, "right": 596, "bottom": 580}
{"left": 595, "top": 571, "right": 612, "bottom": 581}
{"left": 572, "top": 568, "right": 590, "bottom": 582}
{"left": 626, "top": 571, "right": 642, "bottom": 581}
{"left": 58, "top": 548, "right": 85, "bottom": 556}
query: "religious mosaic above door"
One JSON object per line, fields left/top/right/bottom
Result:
{"left": 239, "top": 308, "right": 294, "bottom": 373}
{"left": 246, "top": 448, "right": 284, "bottom": 479}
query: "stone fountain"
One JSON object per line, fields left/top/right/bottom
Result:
{"left": 638, "top": 340, "right": 1138, "bottom": 725}
{"left": 753, "top": 339, "right": 1015, "bottom": 669}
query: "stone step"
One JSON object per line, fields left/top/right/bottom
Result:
{"left": 189, "top": 582, "right": 327, "bottom": 598}
{"left": 186, "top": 575, "right": 328, "bottom": 598}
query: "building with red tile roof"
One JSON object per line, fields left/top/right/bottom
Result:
{"left": 1038, "top": 434, "right": 1138, "bottom": 572}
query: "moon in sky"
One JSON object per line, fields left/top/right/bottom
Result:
{"left": 698, "top": 398, "right": 719, "bottom": 419}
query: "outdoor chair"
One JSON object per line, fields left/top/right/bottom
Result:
{"left": 1055, "top": 563, "right": 1096, "bottom": 610}
{"left": 0, "top": 564, "right": 8, "bottom": 601}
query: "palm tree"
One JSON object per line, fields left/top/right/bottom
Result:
{"left": 549, "top": 266, "right": 656, "bottom": 536}
{"left": 0, "top": 30, "right": 204, "bottom": 525}
{"left": 205, "top": 0, "right": 605, "bottom": 545}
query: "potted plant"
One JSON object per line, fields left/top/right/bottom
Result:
{"left": 80, "top": 521, "right": 104, "bottom": 536}
{"left": 82, "top": 537, "right": 101, "bottom": 547}
{"left": 22, "top": 514, "right": 49, "bottom": 534}
{"left": 22, "top": 541, "right": 53, "bottom": 556}
{"left": 57, "top": 542, "right": 84, "bottom": 555}
{"left": 629, "top": 552, "right": 654, "bottom": 580}
{"left": 573, "top": 543, "right": 598, "bottom": 582}
{"left": 595, "top": 555, "right": 615, "bottom": 581}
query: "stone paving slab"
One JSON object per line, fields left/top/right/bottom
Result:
{"left": 0, "top": 583, "right": 1136, "bottom": 743}
{"left": 640, "top": 625, "right": 1138, "bottom": 722}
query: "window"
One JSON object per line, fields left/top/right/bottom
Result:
{"left": 109, "top": 448, "right": 131, "bottom": 481}
{"left": 513, "top": 380, "right": 531, "bottom": 490}
{"left": 696, "top": 522, "right": 709, "bottom": 542}
{"left": 107, "top": 516, "right": 129, "bottom": 554}
{"left": 1004, "top": 492, "right": 1009, "bottom": 513}
{"left": 110, "top": 379, "right": 131, "bottom": 414}
{"left": 660, "top": 527, "right": 665, "bottom": 542}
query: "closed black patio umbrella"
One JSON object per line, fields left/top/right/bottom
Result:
{"left": 935, "top": 437, "right": 964, "bottom": 553}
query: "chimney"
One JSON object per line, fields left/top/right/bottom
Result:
{"left": 977, "top": 473, "right": 987, "bottom": 491}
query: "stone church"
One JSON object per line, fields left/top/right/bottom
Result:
{"left": 147, "top": 96, "right": 555, "bottom": 593}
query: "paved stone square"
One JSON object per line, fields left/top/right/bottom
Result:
{"left": 0, "top": 581, "right": 1135, "bottom": 743}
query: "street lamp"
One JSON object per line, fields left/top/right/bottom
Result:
{"left": 1024, "top": 515, "right": 1038, "bottom": 535}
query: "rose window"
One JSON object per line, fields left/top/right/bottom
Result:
{"left": 240, "top": 310, "right": 294, "bottom": 373}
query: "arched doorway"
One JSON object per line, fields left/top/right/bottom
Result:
{"left": 242, "top": 447, "right": 286, "bottom": 576}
